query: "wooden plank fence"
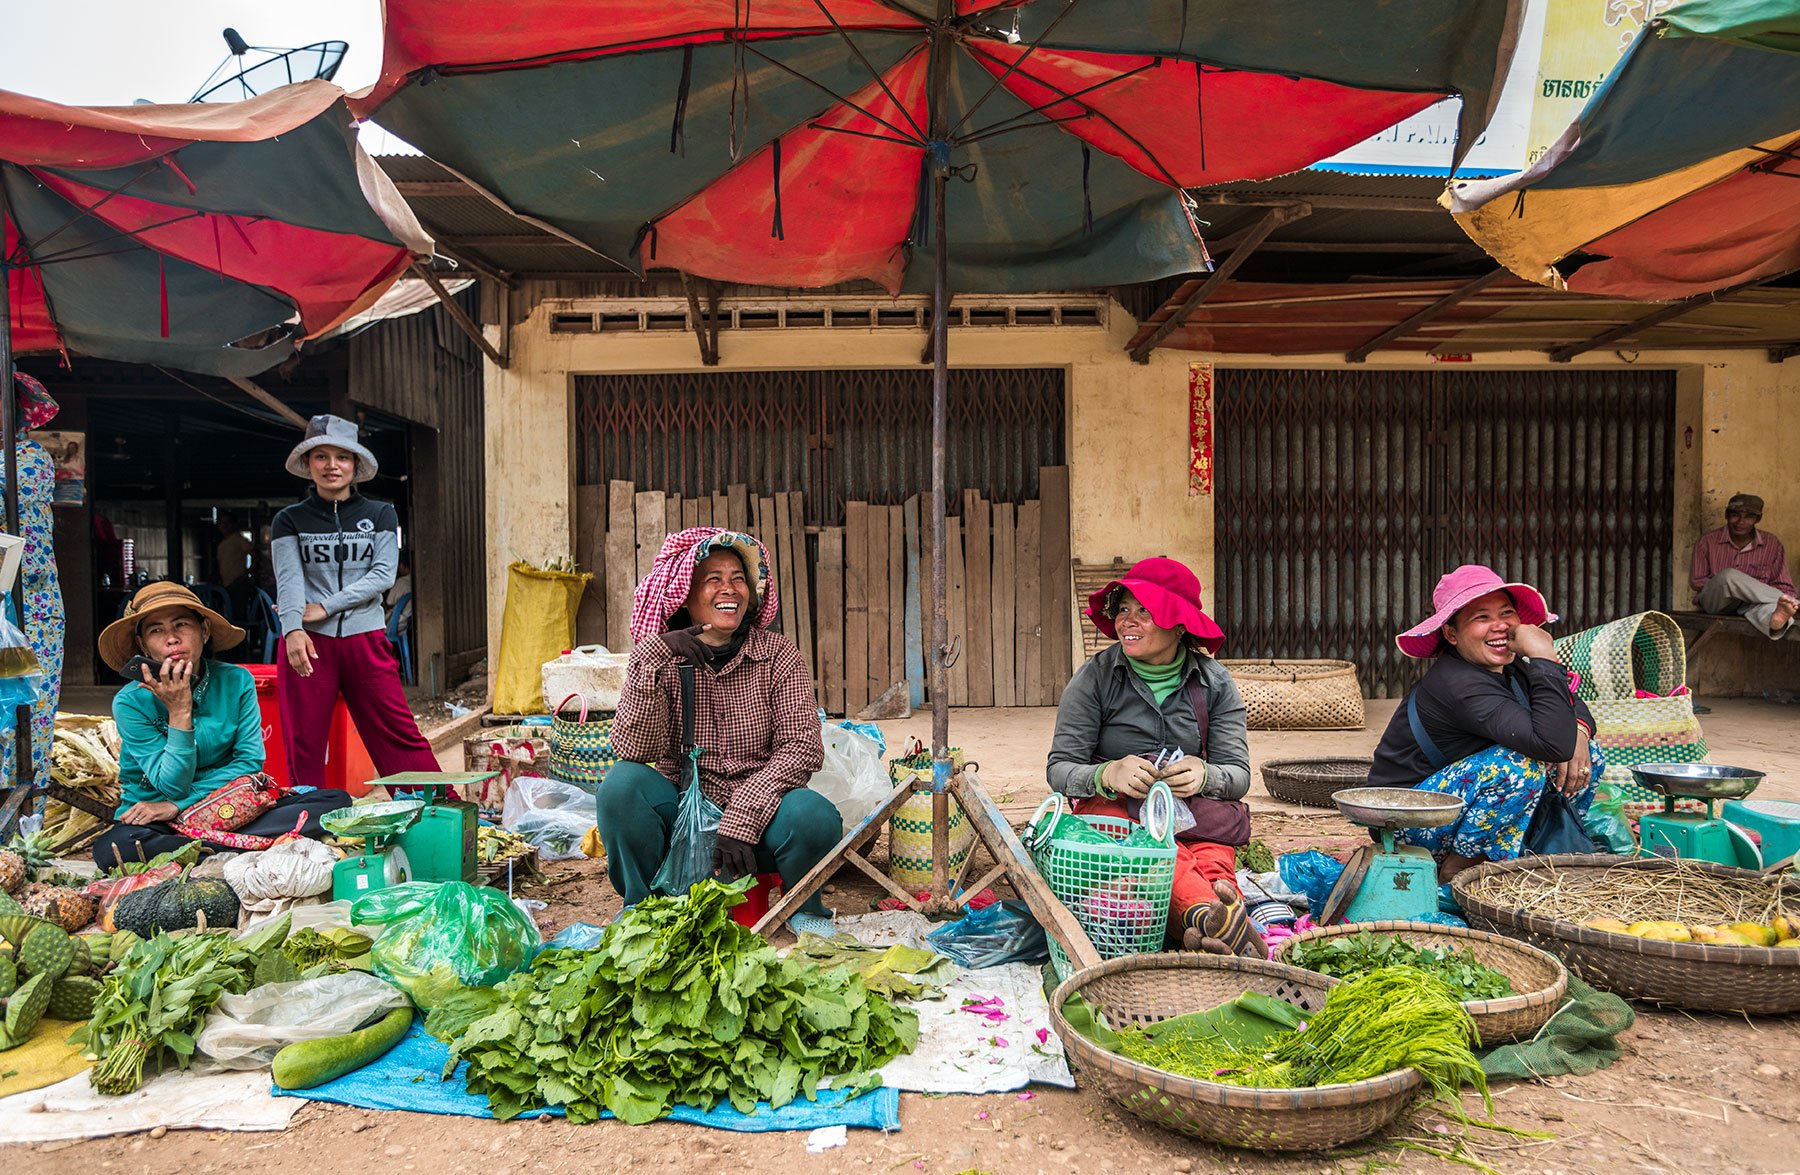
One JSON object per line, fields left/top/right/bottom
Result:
{"left": 573, "top": 467, "right": 1073, "bottom": 712}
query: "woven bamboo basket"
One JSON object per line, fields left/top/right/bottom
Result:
{"left": 1452, "top": 854, "right": 1800, "bottom": 1014}
{"left": 1274, "top": 921, "right": 1569, "bottom": 1043}
{"left": 1259, "top": 758, "right": 1373, "bottom": 808}
{"left": 1050, "top": 953, "right": 1421, "bottom": 1151}
{"left": 1218, "top": 660, "right": 1365, "bottom": 730}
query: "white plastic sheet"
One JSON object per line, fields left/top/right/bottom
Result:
{"left": 195, "top": 972, "right": 410, "bottom": 1071}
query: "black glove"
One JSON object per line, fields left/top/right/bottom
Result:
{"left": 657, "top": 623, "right": 712, "bottom": 664}
{"left": 712, "top": 834, "right": 758, "bottom": 880}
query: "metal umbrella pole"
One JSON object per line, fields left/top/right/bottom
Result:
{"left": 925, "top": 14, "right": 956, "bottom": 914}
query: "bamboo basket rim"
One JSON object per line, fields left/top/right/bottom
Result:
{"left": 1452, "top": 853, "right": 1800, "bottom": 968}
{"left": 1273, "top": 920, "right": 1570, "bottom": 1020}
{"left": 1049, "top": 952, "right": 1424, "bottom": 1110}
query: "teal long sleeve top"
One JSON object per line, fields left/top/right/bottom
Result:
{"left": 114, "top": 660, "right": 265, "bottom": 814}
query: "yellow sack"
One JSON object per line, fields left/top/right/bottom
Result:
{"left": 494, "top": 561, "right": 593, "bottom": 715}
{"left": 0, "top": 1018, "right": 90, "bottom": 1097}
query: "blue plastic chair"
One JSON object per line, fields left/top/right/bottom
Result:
{"left": 254, "top": 589, "right": 281, "bottom": 663}
{"left": 190, "top": 583, "right": 231, "bottom": 619}
{"left": 386, "top": 592, "right": 415, "bottom": 686}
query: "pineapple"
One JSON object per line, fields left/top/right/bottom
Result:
{"left": 6, "top": 833, "right": 57, "bottom": 880}
{"left": 0, "top": 850, "right": 22, "bottom": 896}
{"left": 19, "top": 884, "right": 98, "bottom": 935}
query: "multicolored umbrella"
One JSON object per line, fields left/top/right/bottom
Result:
{"left": 1448, "top": 0, "right": 1800, "bottom": 301}
{"left": 361, "top": 0, "right": 1526, "bottom": 293}
{"left": 1, "top": 79, "right": 431, "bottom": 377}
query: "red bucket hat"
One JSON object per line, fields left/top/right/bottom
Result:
{"left": 1396, "top": 564, "right": 1552, "bottom": 659}
{"left": 1086, "top": 557, "right": 1225, "bottom": 654}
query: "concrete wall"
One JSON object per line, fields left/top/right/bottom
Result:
{"left": 480, "top": 303, "right": 1799, "bottom": 696}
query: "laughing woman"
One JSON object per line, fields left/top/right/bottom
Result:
{"left": 1046, "top": 557, "right": 1263, "bottom": 958}
{"left": 599, "top": 528, "right": 839, "bottom": 934}
{"left": 1370, "top": 564, "right": 1603, "bottom": 884}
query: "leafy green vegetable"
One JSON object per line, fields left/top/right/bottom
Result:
{"left": 1286, "top": 932, "right": 1515, "bottom": 1001}
{"left": 787, "top": 934, "right": 957, "bottom": 1001}
{"left": 446, "top": 877, "right": 917, "bottom": 1124}
{"left": 77, "top": 914, "right": 294, "bottom": 1095}
{"left": 1114, "top": 967, "right": 1490, "bottom": 1112}
{"left": 1235, "top": 840, "right": 1276, "bottom": 875}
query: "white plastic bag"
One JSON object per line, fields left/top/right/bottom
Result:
{"left": 808, "top": 723, "right": 889, "bottom": 831}
{"left": 223, "top": 839, "right": 338, "bottom": 930}
{"left": 501, "top": 775, "right": 598, "bottom": 861}
{"left": 195, "top": 972, "right": 410, "bottom": 1070}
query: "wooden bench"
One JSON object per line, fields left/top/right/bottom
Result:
{"left": 1668, "top": 609, "right": 1769, "bottom": 662}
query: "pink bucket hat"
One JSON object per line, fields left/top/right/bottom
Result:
{"left": 1396, "top": 564, "right": 1551, "bottom": 659}
{"left": 1086, "top": 556, "right": 1225, "bottom": 654}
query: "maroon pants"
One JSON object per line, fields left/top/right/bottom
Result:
{"left": 276, "top": 630, "right": 438, "bottom": 787}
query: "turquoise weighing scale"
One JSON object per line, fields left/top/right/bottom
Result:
{"left": 1631, "top": 762, "right": 1764, "bottom": 868}
{"left": 375, "top": 771, "right": 489, "bottom": 886}
{"left": 1322, "top": 788, "right": 1465, "bottom": 924}
{"left": 322, "top": 800, "right": 424, "bottom": 900}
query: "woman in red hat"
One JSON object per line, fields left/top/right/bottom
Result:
{"left": 1047, "top": 557, "right": 1264, "bottom": 958}
{"left": 1370, "top": 564, "right": 1603, "bottom": 886}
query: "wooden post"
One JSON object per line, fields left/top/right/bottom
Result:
{"left": 947, "top": 516, "right": 968, "bottom": 705}
{"left": 787, "top": 492, "right": 816, "bottom": 683}
{"left": 817, "top": 526, "right": 846, "bottom": 714}
{"left": 844, "top": 502, "right": 870, "bottom": 715}
{"left": 887, "top": 504, "right": 905, "bottom": 693}
{"left": 1015, "top": 501, "right": 1042, "bottom": 705}
{"left": 903, "top": 495, "right": 925, "bottom": 707}
{"left": 991, "top": 503, "right": 1016, "bottom": 708}
{"left": 962, "top": 491, "right": 993, "bottom": 707}
{"left": 866, "top": 505, "right": 890, "bottom": 703}
{"left": 574, "top": 484, "right": 606, "bottom": 645}
{"left": 634, "top": 491, "right": 666, "bottom": 585}
{"left": 605, "top": 480, "right": 636, "bottom": 649}
{"left": 1038, "top": 467, "right": 1072, "bottom": 703}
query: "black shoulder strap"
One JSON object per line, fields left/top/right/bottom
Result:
{"left": 1407, "top": 691, "right": 1451, "bottom": 773}
{"left": 1182, "top": 674, "right": 1211, "bottom": 752}
{"left": 677, "top": 662, "right": 698, "bottom": 753}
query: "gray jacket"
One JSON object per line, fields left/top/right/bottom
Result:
{"left": 1046, "top": 643, "right": 1251, "bottom": 801}
{"left": 270, "top": 490, "right": 400, "bottom": 639}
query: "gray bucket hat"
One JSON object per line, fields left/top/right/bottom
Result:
{"left": 286, "top": 414, "right": 378, "bottom": 483}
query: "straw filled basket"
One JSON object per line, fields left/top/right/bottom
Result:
{"left": 1453, "top": 854, "right": 1800, "bottom": 1014}
{"left": 1259, "top": 758, "right": 1373, "bottom": 808}
{"left": 1275, "top": 921, "right": 1569, "bottom": 1043}
{"left": 1218, "top": 660, "right": 1365, "bottom": 730}
{"left": 1050, "top": 954, "right": 1421, "bottom": 1151}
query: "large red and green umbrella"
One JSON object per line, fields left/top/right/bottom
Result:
{"left": 360, "top": 0, "right": 1525, "bottom": 293}
{"left": 1449, "top": 0, "right": 1800, "bottom": 301}
{"left": 2, "top": 79, "right": 431, "bottom": 377}
{"left": 358, "top": 0, "right": 1525, "bottom": 905}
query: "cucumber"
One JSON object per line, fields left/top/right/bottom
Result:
{"left": 271, "top": 1007, "right": 413, "bottom": 1090}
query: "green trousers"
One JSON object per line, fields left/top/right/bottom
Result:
{"left": 594, "top": 761, "right": 840, "bottom": 916}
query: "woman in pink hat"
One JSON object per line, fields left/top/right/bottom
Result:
{"left": 1047, "top": 557, "right": 1264, "bottom": 958}
{"left": 1370, "top": 564, "right": 1603, "bottom": 885}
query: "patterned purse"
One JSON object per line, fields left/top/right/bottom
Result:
{"left": 177, "top": 773, "right": 280, "bottom": 832}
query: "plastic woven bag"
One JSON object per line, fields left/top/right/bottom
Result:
{"left": 651, "top": 748, "right": 721, "bottom": 896}
{"left": 493, "top": 560, "right": 592, "bottom": 715}
{"left": 351, "top": 881, "right": 540, "bottom": 1006}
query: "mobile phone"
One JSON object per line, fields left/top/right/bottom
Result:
{"left": 120, "top": 655, "right": 164, "bottom": 684}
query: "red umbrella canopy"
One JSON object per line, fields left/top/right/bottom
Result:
{"left": 2, "top": 79, "right": 432, "bottom": 377}
{"left": 359, "top": 0, "right": 1526, "bottom": 293}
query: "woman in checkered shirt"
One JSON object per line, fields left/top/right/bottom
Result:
{"left": 598, "top": 528, "right": 840, "bottom": 934}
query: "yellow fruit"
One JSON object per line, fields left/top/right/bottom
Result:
{"left": 1728, "top": 922, "right": 1779, "bottom": 947}
{"left": 1583, "top": 918, "right": 1631, "bottom": 934}
{"left": 1775, "top": 939, "right": 1800, "bottom": 949}
{"left": 1689, "top": 925, "right": 1720, "bottom": 943}
{"left": 1772, "top": 915, "right": 1800, "bottom": 941}
{"left": 1626, "top": 921, "right": 1692, "bottom": 942}
{"left": 1708, "top": 928, "right": 1758, "bottom": 947}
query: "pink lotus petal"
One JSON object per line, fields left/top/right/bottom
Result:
{"left": 1017, "top": 1092, "right": 1035, "bottom": 1101}
{"left": 1035, "top": 1028, "right": 1050, "bottom": 1045}
{"left": 994, "top": 1037, "right": 1009, "bottom": 1048}
{"left": 976, "top": 1111, "right": 989, "bottom": 1120}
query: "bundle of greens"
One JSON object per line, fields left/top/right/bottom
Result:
{"left": 1116, "top": 967, "right": 1490, "bottom": 1111}
{"left": 77, "top": 914, "right": 293, "bottom": 1094}
{"left": 435, "top": 877, "right": 917, "bottom": 1124}
{"left": 1285, "top": 931, "right": 1515, "bottom": 1001}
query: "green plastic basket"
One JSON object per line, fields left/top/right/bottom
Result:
{"left": 1028, "top": 787, "right": 1178, "bottom": 974}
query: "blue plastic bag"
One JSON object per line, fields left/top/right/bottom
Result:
{"left": 926, "top": 900, "right": 1048, "bottom": 968}
{"left": 1277, "top": 850, "right": 1346, "bottom": 917}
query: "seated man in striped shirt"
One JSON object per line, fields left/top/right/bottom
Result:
{"left": 1691, "top": 492, "right": 1798, "bottom": 639}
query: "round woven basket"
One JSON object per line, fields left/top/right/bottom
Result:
{"left": 1452, "top": 854, "right": 1800, "bottom": 1014}
{"left": 1274, "top": 921, "right": 1569, "bottom": 1043}
{"left": 1049, "top": 953, "right": 1421, "bottom": 1151}
{"left": 1218, "top": 660, "right": 1366, "bottom": 731}
{"left": 1259, "top": 758, "right": 1373, "bottom": 808}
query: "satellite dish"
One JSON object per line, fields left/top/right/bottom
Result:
{"left": 189, "top": 28, "right": 347, "bottom": 103}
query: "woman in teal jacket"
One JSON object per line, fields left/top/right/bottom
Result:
{"left": 93, "top": 583, "right": 347, "bottom": 865}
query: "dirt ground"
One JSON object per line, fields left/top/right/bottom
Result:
{"left": 17, "top": 699, "right": 1800, "bottom": 1174}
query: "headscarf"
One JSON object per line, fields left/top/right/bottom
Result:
{"left": 13, "top": 371, "right": 58, "bottom": 432}
{"left": 629, "top": 527, "right": 779, "bottom": 646}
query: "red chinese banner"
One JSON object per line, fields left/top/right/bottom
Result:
{"left": 1188, "top": 361, "right": 1214, "bottom": 496}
